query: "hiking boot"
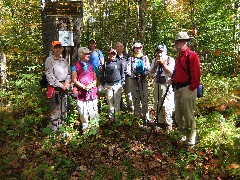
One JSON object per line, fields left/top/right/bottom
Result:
{"left": 166, "top": 125, "right": 172, "bottom": 131}
{"left": 185, "top": 144, "right": 195, "bottom": 151}
{"left": 180, "top": 135, "right": 187, "bottom": 142}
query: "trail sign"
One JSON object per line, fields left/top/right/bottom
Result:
{"left": 44, "top": 1, "right": 83, "bottom": 17}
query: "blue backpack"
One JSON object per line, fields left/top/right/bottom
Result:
{"left": 135, "top": 58, "right": 145, "bottom": 74}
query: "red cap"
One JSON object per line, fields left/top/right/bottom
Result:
{"left": 52, "top": 41, "right": 62, "bottom": 47}
{"left": 108, "top": 48, "right": 117, "bottom": 55}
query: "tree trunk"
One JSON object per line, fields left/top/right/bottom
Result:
{"left": 72, "top": 17, "right": 82, "bottom": 64}
{"left": 138, "top": 0, "right": 146, "bottom": 43}
{"left": 233, "top": 0, "right": 239, "bottom": 54}
{"left": 0, "top": 51, "right": 7, "bottom": 91}
{"left": 40, "top": 0, "right": 57, "bottom": 60}
{"left": 124, "top": 0, "right": 130, "bottom": 53}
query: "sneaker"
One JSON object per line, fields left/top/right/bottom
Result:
{"left": 180, "top": 136, "right": 187, "bottom": 142}
{"left": 185, "top": 144, "right": 195, "bottom": 151}
{"left": 61, "top": 132, "right": 69, "bottom": 138}
{"left": 166, "top": 125, "right": 172, "bottom": 131}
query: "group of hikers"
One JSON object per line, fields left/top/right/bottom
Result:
{"left": 44, "top": 31, "right": 201, "bottom": 147}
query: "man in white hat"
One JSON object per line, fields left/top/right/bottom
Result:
{"left": 150, "top": 44, "right": 175, "bottom": 131}
{"left": 125, "top": 42, "right": 151, "bottom": 122}
{"left": 172, "top": 31, "right": 201, "bottom": 147}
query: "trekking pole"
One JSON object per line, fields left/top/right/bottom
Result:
{"left": 112, "top": 87, "right": 115, "bottom": 120}
{"left": 60, "top": 92, "right": 63, "bottom": 122}
{"left": 156, "top": 64, "right": 163, "bottom": 124}
{"left": 65, "top": 90, "right": 69, "bottom": 123}
{"left": 155, "top": 84, "right": 170, "bottom": 125}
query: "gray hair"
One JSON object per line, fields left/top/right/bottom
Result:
{"left": 116, "top": 42, "right": 124, "bottom": 48}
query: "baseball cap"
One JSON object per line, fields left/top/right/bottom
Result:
{"left": 133, "top": 42, "right": 143, "bottom": 48}
{"left": 156, "top": 44, "right": 165, "bottom": 51}
{"left": 108, "top": 48, "right": 117, "bottom": 54}
{"left": 175, "top": 32, "right": 191, "bottom": 41}
{"left": 52, "top": 41, "right": 62, "bottom": 47}
{"left": 78, "top": 47, "right": 91, "bottom": 54}
{"left": 89, "top": 38, "right": 96, "bottom": 43}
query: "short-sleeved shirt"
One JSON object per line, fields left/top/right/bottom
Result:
{"left": 88, "top": 49, "right": 104, "bottom": 68}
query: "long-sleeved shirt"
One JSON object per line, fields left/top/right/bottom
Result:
{"left": 45, "top": 55, "right": 71, "bottom": 88}
{"left": 150, "top": 56, "right": 175, "bottom": 79}
{"left": 125, "top": 55, "right": 150, "bottom": 77}
{"left": 116, "top": 53, "right": 130, "bottom": 77}
{"left": 173, "top": 48, "right": 201, "bottom": 91}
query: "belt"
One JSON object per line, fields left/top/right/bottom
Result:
{"left": 174, "top": 82, "right": 189, "bottom": 90}
{"left": 106, "top": 80, "right": 121, "bottom": 86}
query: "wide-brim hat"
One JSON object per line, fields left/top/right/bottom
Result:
{"left": 175, "top": 32, "right": 191, "bottom": 41}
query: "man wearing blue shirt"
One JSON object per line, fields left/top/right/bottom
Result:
{"left": 88, "top": 39, "right": 104, "bottom": 76}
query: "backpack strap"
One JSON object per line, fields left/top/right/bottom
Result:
{"left": 167, "top": 56, "right": 170, "bottom": 65}
{"left": 95, "top": 49, "right": 100, "bottom": 57}
{"left": 130, "top": 56, "right": 134, "bottom": 73}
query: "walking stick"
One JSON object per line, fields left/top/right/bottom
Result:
{"left": 60, "top": 92, "right": 64, "bottom": 122}
{"left": 155, "top": 84, "right": 171, "bottom": 125}
{"left": 156, "top": 65, "right": 163, "bottom": 123}
{"left": 65, "top": 91, "right": 69, "bottom": 123}
{"left": 112, "top": 87, "right": 115, "bottom": 120}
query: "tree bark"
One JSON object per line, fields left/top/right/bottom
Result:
{"left": 40, "top": 0, "right": 57, "bottom": 60}
{"left": 138, "top": 0, "right": 146, "bottom": 43}
{"left": 0, "top": 51, "right": 7, "bottom": 90}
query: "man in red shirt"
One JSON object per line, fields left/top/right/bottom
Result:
{"left": 172, "top": 31, "right": 201, "bottom": 147}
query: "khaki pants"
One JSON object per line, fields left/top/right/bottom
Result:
{"left": 154, "top": 83, "right": 174, "bottom": 126}
{"left": 122, "top": 76, "right": 133, "bottom": 109}
{"left": 174, "top": 86, "right": 197, "bottom": 145}
{"left": 130, "top": 78, "right": 149, "bottom": 120}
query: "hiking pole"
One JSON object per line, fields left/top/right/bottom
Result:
{"left": 155, "top": 84, "right": 171, "bottom": 125}
{"left": 156, "top": 65, "right": 163, "bottom": 123}
{"left": 65, "top": 90, "right": 69, "bottom": 123}
{"left": 112, "top": 87, "right": 115, "bottom": 120}
{"left": 60, "top": 92, "right": 64, "bottom": 123}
